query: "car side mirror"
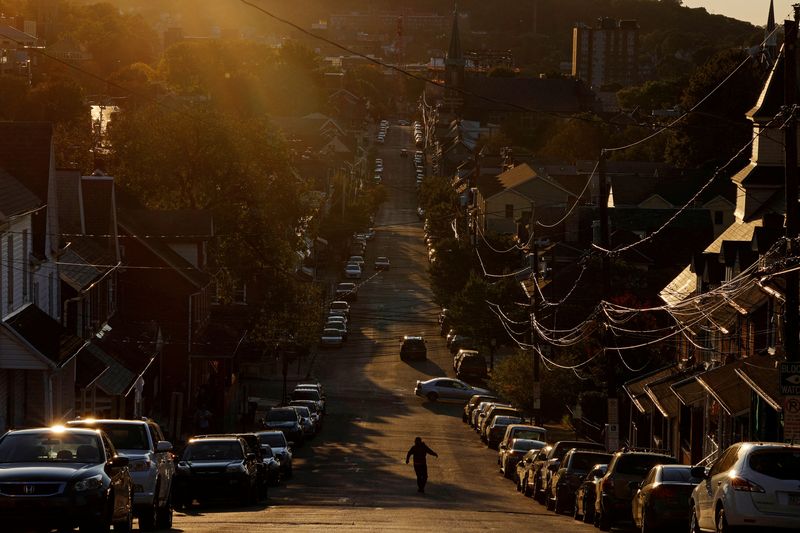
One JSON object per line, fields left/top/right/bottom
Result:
{"left": 690, "top": 466, "right": 708, "bottom": 479}
{"left": 499, "top": 444, "right": 507, "bottom": 450}
{"left": 156, "top": 440, "right": 173, "bottom": 453}
{"left": 109, "top": 456, "right": 129, "bottom": 468}
{"left": 246, "top": 453, "right": 256, "bottom": 461}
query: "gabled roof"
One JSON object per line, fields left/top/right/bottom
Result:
{"left": 0, "top": 167, "right": 42, "bottom": 220}
{"left": 0, "top": 122, "right": 52, "bottom": 202}
{"left": 704, "top": 219, "right": 763, "bottom": 254}
{"left": 2, "top": 304, "right": 86, "bottom": 367}
{"left": 748, "top": 44, "right": 793, "bottom": 122}
{"left": 0, "top": 24, "right": 36, "bottom": 46}
{"left": 60, "top": 238, "right": 116, "bottom": 292}
{"left": 117, "top": 208, "right": 211, "bottom": 289}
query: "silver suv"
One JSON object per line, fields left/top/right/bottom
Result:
{"left": 67, "top": 418, "right": 174, "bottom": 530}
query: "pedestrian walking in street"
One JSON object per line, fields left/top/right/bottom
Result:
{"left": 405, "top": 436, "right": 438, "bottom": 493}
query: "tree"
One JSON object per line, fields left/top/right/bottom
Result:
{"left": 665, "top": 49, "right": 764, "bottom": 168}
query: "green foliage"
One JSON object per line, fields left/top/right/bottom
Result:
{"left": 617, "top": 80, "right": 684, "bottom": 114}
{"left": 488, "top": 66, "right": 516, "bottom": 78}
{"left": 665, "top": 49, "right": 764, "bottom": 168}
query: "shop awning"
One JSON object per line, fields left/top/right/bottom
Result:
{"left": 735, "top": 359, "right": 782, "bottom": 412}
{"left": 644, "top": 372, "right": 689, "bottom": 419}
{"left": 695, "top": 360, "right": 749, "bottom": 415}
{"left": 671, "top": 374, "right": 705, "bottom": 406}
{"left": 624, "top": 364, "right": 680, "bottom": 414}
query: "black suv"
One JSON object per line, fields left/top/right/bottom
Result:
{"left": 400, "top": 335, "right": 427, "bottom": 361}
{"left": 594, "top": 449, "right": 677, "bottom": 530}
{"left": 535, "top": 440, "right": 606, "bottom": 504}
{"left": 548, "top": 448, "right": 612, "bottom": 514}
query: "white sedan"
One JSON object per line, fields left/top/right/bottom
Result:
{"left": 344, "top": 263, "right": 362, "bottom": 279}
{"left": 414, "top": 378, "right": 490, "bottom": 402}
{"left": 374, "top": 256, "right": 390, "bottom": 270}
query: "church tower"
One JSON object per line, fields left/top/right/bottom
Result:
{"left": 444, "top": 7, "right": 466, "bottom": 114}
{"left": 763, "top": 0, "right": 778, "bottom": 64}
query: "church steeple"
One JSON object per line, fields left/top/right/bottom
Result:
{"left": 764, "top": 0, "right": 778, "bottom": 62}
{"left": 446, "top": 6, "right": 464, "bottom": 66}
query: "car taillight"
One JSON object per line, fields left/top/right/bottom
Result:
{"left": 601, "top": 478, "right": 613, "bottom": 493}
{"left": 729, "top": 474, "right": 765, "bottom": 493}
{"left": 652, "top": 484, "right": 678, "bottom": 499}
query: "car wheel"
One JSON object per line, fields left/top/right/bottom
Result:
{"left": 138, "top": 492, "right": 158, "bottom": 531}
{"left": 598, "top": 509, "right": 611, "bottom": 531}
{"left": 523, "top": 477, "right": 533, "bottom": 497}
{"left": 715, "top": 506, "right": 732, "bottom": 533}
{"left": 554, "top": 494, "right": 565, "bottom": 514}
{"left": 114, "top": 494, "right": 133, "bottom": 533}
{"left": 156, "top": 492, "right": 173, "bottom": 530}
{"left": 426, "top": 392, "right": 438, "bottom": 402}
{"left": 573, "top": 498, "right": 581, "bottom": 521}
{"left": 546, "top": 495, "right": 555, "bottom": 511}
{"left": 584, "top": 498, "right": 594, "bottom": 524}
{"left": 689, "top": 505, "right": 702, "bottom": 533}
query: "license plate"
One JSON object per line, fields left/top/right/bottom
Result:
{"left": 790, "top": 493, "right": 800, "bottom": 506}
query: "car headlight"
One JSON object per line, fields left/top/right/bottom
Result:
{"left": 226, "top": 462, "right": 246, "bottom": 473}
{"left": 74, "top": 475, "right": 104, "bottom": 492}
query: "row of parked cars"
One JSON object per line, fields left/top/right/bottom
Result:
{"left": 461, "top": 394, "right": 800, "bottom": 532}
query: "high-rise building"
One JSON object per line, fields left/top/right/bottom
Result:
{"left": 572, "top": 18, "right": 639, "bottom": 89}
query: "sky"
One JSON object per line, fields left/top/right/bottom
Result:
{"left": 682, "top": 1, "right": 794, "bottom": 26}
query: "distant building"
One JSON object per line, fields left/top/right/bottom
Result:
{"left": 572, "top": 18, "right": 639, "bottom": 89}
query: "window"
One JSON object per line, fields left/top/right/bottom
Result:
{"left": 505, "top": 204, "right": 514, "bottom": 218}
{"left": 714, "top": 211, "right": 724, "bottom": 225}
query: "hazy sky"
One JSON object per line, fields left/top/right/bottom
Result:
{"left": 682, "top": 1, "right": 794, "bottom": 26}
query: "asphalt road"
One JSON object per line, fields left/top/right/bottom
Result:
{"left": 172, "top": 126, "right": 611, "bottom": 532}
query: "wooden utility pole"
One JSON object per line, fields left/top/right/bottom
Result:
{"left": 785, "top": 11, "right": 800, "bottom": 364}
{"left": 598, "top": 150, "right": 618, "bottom": 450}
{"left": 530, "top": 206, "right": 541, "bottom": 424}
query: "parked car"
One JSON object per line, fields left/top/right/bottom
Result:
{"left": 289, "top": 399, "right": 323, "bottom": 430}
{"left": 320, "top": 327, "right": 344, "bottom": 348}
{"left": 473, "top": 401, "right": 511, "bottom": 430}
{"left": 192, "top": 433, "right": 269, "bottom": 502}
{"left": 324, "top": 320, "right": 348, "bottom": 340}
{"left": 573, "top": 463, "right": 607, "bottom": 523}
{"left": 632, "top": 464, "right": 701, "bottom": 532}
{"left": 456, "top": 351, "right": 488, "bottom": 381}
{"left": 498, "top": 424, "right": 547, "bottom": 451}
{"left": 289, "top": 405, "right": 316, "bottom": 438}
{"left": 400, "top": 148, "right": 408, "bottom": 157}
{"left": 499, "top": 438, "right": 547, "bottom": 480}
{"left": 374, "top": 256, "right": 391, "bottom": 270}
{"left": 65, "top": 418, "right": 174, "bottom": 530}
{"left": 689, "top": 442, "right": 800, "bottom": 533}
{"left": 292, "top": 386, "right": 326, "bottom": 413}
{"left": 479, "top": 405, "right": 524, "bottom": 443}
{"left": 463, "top": 394, "right": 498, "bottom": 423}
{"left": 0, "top": 426, "right": 133, "bottom": 532}
{"left": 548, "top": 448, "right": 612, "bottom": 514}
{"left": 259, "top": 444, "right": 282, "bottom": 486}
{"left": 400, "top": 335, "right": 427, "bottom": 361}
{"left": 347, "top": 255, "right": 365, "bottom": 267}
{"left": 449, "top": 335, "right": 476, "bottom": 354}
{"left": 329, "top": 300, "right": 350, "bottom": 318}
{"left": 594, "top": 450, "right": 677, "bottom": 530}
{"left": 335, "top": 282, "right": 358, "bottom": 301}
{"left": 486, "top": 415, "right": 524, "bottom": 450}
{"left": 174, "top": 436, "right": 258, "bottom": 507}
{"left": 295, "top": 381, "right": 325, "bottom": 400}
{"left": 255, "top": 431, "right": 293, "bottom": 477}
{"left": 344, "top": 263, "right": 362, "bottom": 279}
{"left": 535, "top": 440, "right": 607, "bottom": 504}
{"left": 263, "top": 407, "right": 304, "bottom": 446}
{"left": 414, "top": 377, "right": 489, "bottom": 402}
{"left": 520, "top": 445, "right": 553, "bottom": 497}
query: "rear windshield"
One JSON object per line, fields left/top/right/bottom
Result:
{"left": 461, "top": 357, "right": 486, "bottom": 367}
{"left": 512, "top": 440, "right": 545, "bottom": 452}
{"left": 512, "top": 428, "right": 546, "bottom": 441}
{"left": 257, "top": 433, "right": 286, "bottom": 448}
{"left": 661, "top": 467, "right": 701, "bottom": 483}
{"left": 748, "top": 449, "right": 800, "bottom": 480}
{"left": 291, "top": 401, "right": 318, "bottom": 413}
{"left": 90, "top": 423, "right": 150, "bottom": 451}
{"left": 493, "top": 416, "right": 522, "bottom": 426}
{"left": 292, "top": 389, "right": 320, "bottom": 401}
{"left": 184, "top": 441, "right": 242, "bottom": 461}
{"left": 292, "top": 406, "right": 311, "bottom": 417}
{"left": 267, "top": 409, "right": 297, "bottom": 422}
{"left": 570, "top": 452, "right": 612, "bottom": 472}
{"left": 616, "top": 455, "right": 674, "bottom": 476}
{"left": 552, "top": 442, "right": 603, "bottom": 459}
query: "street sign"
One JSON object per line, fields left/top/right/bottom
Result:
{"left": 780, "top": 362, "right": 800, "bottom": 395}
{"left": 606, "top": 423, "right": 619, "bottom": 451}
{"left": 784, "top": 396, "right": 800, "bottom": 443}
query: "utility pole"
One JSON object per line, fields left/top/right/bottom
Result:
{"left": 598, "top": 149, "right": 618, "bottom": 450}
{"left": 530, "top": 205, "right": 541, "bottom": 425}
{"left": 784, "top": 10, "right": 799, "bottom": 363}
{"left": 780, "top": 8, "right": 800, "bottom": 445}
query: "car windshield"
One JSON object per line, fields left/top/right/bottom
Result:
{"left": 616, "top": 455, "right": 673, "bottom": 476}
{"left": 293, "top": 389, "right": 320, "bottom": 401}
{"left": 661, "top": 466, "right": 701, "bottom": 483}
{"left": 570, "top": 453, "right": 612, "bottom": 472}
{"left": 78, "top": 423, "right": 149, "bottom": 451}
{"left": 291, "top": 401, "right": 318, "bottom": 413}
{"left": 184, "top": 441, "right": 242, "bottom": 461}
{"left": 0, "top": 432, "right": 103, "bottom": 463}
{"left": 292, "top": 406, "right": 311, "bottom": 417}
{"left": 511, "top": 440, "right": 545, "bottom": 452}
{"left": 493, "top": 416, "right": 522, "bottom": 426}
{"left": 257, "top": 433, "right": 286, "bottom": 448}
{"left": 267, "top": 409, "right": 297, "bottom": 422}
{"left": 261, "top": 446, "right": 274, "bottom": 458}
{"left": 513, "top": 429, "right": 546, "bottom": 441}
{"left": 748, "top": 449, "right": 800, "bottom": 480}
